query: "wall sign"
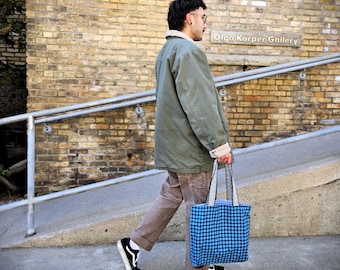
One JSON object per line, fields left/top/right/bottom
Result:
{"left": 211, "top": 31, "right": 301, "bottom": 47}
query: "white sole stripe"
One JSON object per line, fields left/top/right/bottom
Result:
{"left": 117, "top": 240, "right": 132, "bottom": 270}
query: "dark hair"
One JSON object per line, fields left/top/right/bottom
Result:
{"left": 167, "top": 0, "right": 207, "bottom": 31}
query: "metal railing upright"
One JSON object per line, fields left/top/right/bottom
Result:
{"left": 0, "top": 52, "right": 339, "bottom": 237}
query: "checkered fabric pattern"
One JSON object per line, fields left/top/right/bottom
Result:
{"left": 190, "top": 199, "right": 251, "bottom": 267}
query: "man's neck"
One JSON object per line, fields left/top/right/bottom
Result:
{"left": 165, "top": 30, "right": 196, "bottom": 44}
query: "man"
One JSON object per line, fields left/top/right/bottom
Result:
{"left": 117, "top": 1, "right": 232, "bottom": 269}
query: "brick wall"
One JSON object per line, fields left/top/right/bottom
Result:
{"left": 35, "top": 105, "right": 155, "bottom": 193}
{"left": 217, "top": 66, "right": 339, "bottom": 148}
{"left": 25, "top": 0, "right": 339, "bottom": 194}
{"left": 26, "top": 0, "right": 168, "bottom": 110}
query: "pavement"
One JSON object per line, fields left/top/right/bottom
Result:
{"left": 0, "top": 236, "right": 339, "bottom": 270}
{"left": 0, "top": 126, "right": 340, "bottom": 270}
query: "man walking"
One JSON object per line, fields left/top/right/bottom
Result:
{"left": 117, "top": 1, "right": 232, "bottom": 269}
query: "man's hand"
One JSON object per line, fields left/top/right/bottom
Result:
{"left": 217, "top": 152, "right": 232, "bottom": 164}
{"left": 209, "top": 142, "right": 232, "bottom": 164}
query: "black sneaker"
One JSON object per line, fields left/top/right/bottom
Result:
{"left": 209, "top": 266, "right": 224, "bottom": 270}
{"left": 117, "top": 238, "right": 140, "bottom": 270}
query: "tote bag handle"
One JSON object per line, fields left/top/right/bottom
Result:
{"left": 208, "top": 160, "right": 239, "bottom": 207}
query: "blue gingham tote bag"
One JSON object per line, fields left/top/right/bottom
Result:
{"left": 190, "top": 160, "right": 251, "bottom": 267}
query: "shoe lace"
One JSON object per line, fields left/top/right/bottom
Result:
{"left": 134, "top": 251, "right": 140, "bottom": 266}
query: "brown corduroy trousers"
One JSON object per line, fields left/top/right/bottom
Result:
{"left": 130, "top": 171, "right": 212, "bottom": 270}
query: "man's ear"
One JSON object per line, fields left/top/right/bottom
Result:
{"left": 185, "top": 13, "right": 192, "bottom": 25}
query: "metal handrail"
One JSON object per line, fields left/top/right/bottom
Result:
{"left": 214, "top": 52, "right": 340, "bottom": 86}
{"left": 0, "top": 89, "right": 156, "bottom": 126}
{"left": 35, "top": 96, "right": 156, "bottom": 124}
{"left": 0, "top": 52, "right": 339, "bottom": 237}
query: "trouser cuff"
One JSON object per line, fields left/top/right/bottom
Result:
{"left": 130, "top": 230, "right": 155, "bottom": 251}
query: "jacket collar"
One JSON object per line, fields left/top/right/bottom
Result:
{"left": 165, "top": 30, "right": 197, "bottom": 45}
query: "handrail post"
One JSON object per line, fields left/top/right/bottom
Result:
{"left": 26, "top": 115, "right": 36, "bottom": 237}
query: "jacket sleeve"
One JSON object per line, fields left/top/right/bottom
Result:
{"left": 173, "top": 47, "right": 230, "bottom": 151}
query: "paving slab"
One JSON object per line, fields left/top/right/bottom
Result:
{"left": 0, "top": 236, "right": 339, "bottom": 270}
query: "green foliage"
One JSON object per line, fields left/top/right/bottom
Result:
{"left": 0, "top": 0, "right": 26, "bottom": 50}
{"left": 0, "top": 0, "right": 26, "bottom": 89}
{"left": 0, "top": 61, "right": 26, "bottom": 88}
{"left": 0, "top": 164, "right": 9, "bottom": 176}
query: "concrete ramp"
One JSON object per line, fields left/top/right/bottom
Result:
{"left": 0, "top": 127, "right": 339, "bottom": 248}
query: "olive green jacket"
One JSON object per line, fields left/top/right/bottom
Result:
{"left": 154, "top": 30, "right": 231, "bottom": 173}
